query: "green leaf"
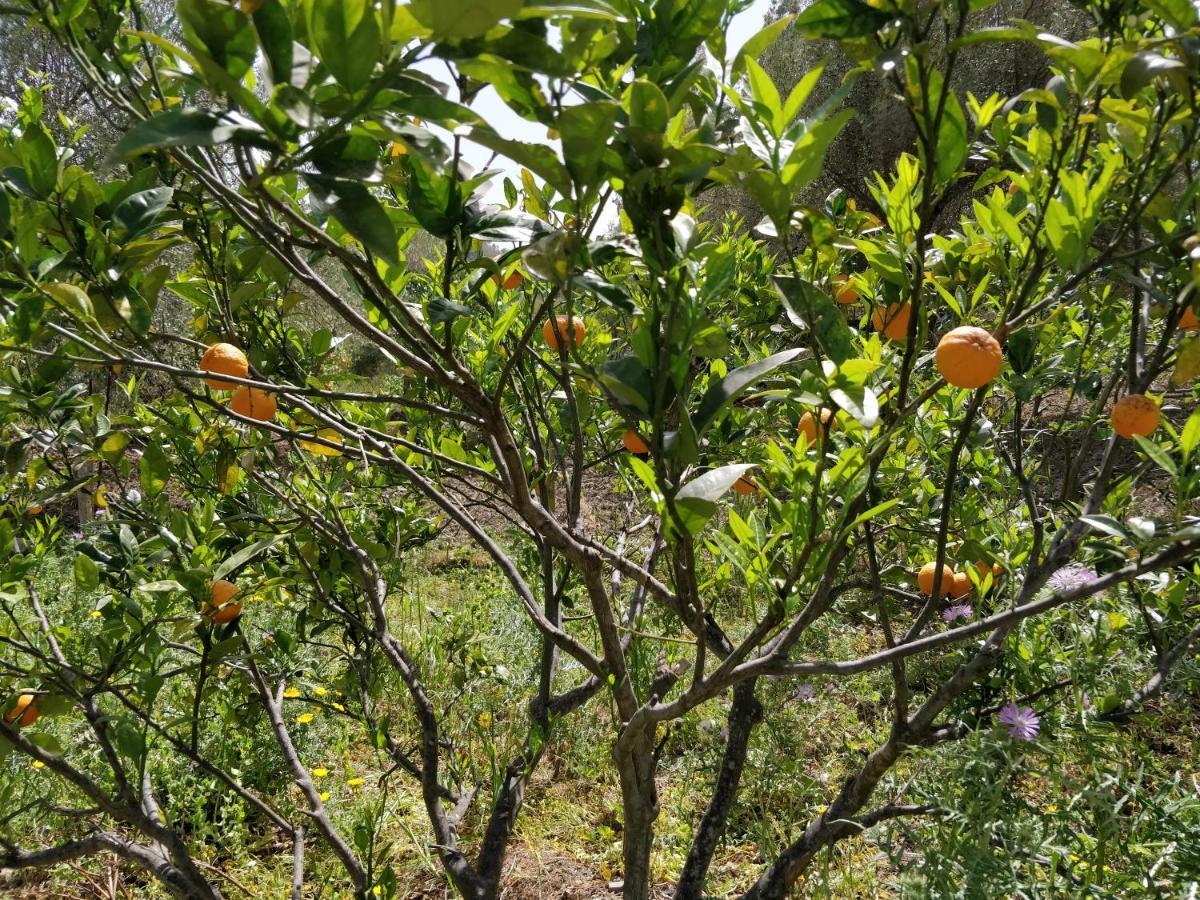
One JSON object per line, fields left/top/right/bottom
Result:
{"left": 731, "top": 15, "right": 795, "bottom": 79}
{"left": 139, "top": 441, "right": 170, "bottom": 497}
{"left": 906, "top": 58, "right": 966, "bottom": 188}
{"left": 74, "top": 554, "right": 100, "bottom": 592}
{"left": 213, "top": 534, "right": 287, "bottom": 581}
{"left": 43, "top": 283, "right": 95, "bottom": 322}
{"left": 794, "top": 0, "right": 889, "bottom": 38}
{"left": 772, "top": 276, "right": 854, "bottom": 365}
{"left": 250, "top": 0, "right": 294, "bottom": 87}
{"left": 674, "top": 464, "right": 755, "bottom": 534}
{"left": 1180, "top": 407, "right": 1200, "bottom": 458}
{"left": 744, "top": 57, "right": 783, "bottom": 135}
{"left": 408, "top": 0, "right": 522, "bottom": 40}
{"left": 136, "top": 579, "right": 186, "bottom": 593}
{"left": 1079, "top": 514, "right": 1129, "bottom": 542}
{"left": 1133, "top": 436, "right": 1177, "bottom": 478}
{"left": 695, "top": 348, "right": 805, "bottom": 433}
{"left": 843, "top": 498, "right": 900, "bottom": 531}
{"left": 178, "top": 0, "right": 257, "bottom": 79}
{"left": 305, "top": 176, "right": 398, "bottom": 264}
{"left": 625, "top": 80, "right": 669, "bottom": 133}
{"left": 557, "top": 101, "right": 620, "bottom": 187}
{"left": 427, "top": 296, "right": 474, "bottom": 324}
{"left": 113, "top": 187, "right": 174, "bottom": 238}
{"left": 598, "top": 356, "right": 653, "bottom": 414}
{"left": 109, "top": 109, "right": 267, "bottom": 162}
{"left": 461, "top": 127, "right": 571, "bottom": 199}
{"left": 516, "top": 0, "right": 626, "bottom": 20}
{"left": 306, "top": 0, "right": 380, "bottom": 92}
{"left": 1120, "top": 52, "right": 1187, "bottom": 100}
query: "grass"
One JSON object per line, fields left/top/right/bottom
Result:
{"left": 3, "top": 534, "right": 1199, "bottom": 898}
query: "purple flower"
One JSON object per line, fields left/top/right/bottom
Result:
{"left": 998, "top": 704, "right": 1040, "bottom": 741}
{"left": 795, "top": 683, "right": 816, "bottom": 703}
{"left": 71, "top": 530, "right": 83, "bottom": 541}
{"left": 942, "top": 603, "right": 973, "bottom": 623}
{"left": 1046, "top": 564, "right": 1099, "bottom": 594}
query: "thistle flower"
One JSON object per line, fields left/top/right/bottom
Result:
{"left": 998, "top": 703, "right": 1040, "bottom": 741}
{"left": 942, "top": 603, "right": 973, "bottom": 623}
{"left": 1046, "top": 564, "right": 1099, "bottom": 595}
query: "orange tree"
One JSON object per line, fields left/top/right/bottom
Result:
{"left": 2, "top": 0, "right": 1200, "bottom": 897}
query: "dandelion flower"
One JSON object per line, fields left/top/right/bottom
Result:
{"left": 312, "top": 767, "right": 328, "bottom": 778}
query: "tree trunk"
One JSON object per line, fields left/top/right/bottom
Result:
{"left": 675, "top": 680, "right": 762, "bottom": 899}
{"left": 614, "top": 726, "right": 660, "bottom": 900}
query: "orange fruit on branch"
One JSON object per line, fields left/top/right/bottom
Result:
{"left": 622, "top": 430, "right": 650, "bottom": 455}
{"left": 917, "top": 561, "right": 954, "bottom": 597}
{"left": 1110, "top": 394, "right": 1159, "bottom": 438}
{"left": 4, "top": 693, "right": 40, "bottom": 728}
{"left": 199, "top": 343, "right": 249, "bottom": 391}
{"left": 542, "top": 315, "right": 585, "bottom": 351}
{"left": 935, "top": 326, "right": 1003, "bottom": 389}
{"left": 833, "top": 275, "right": 858, "bottom": 305}
{"left": 974, "top": 560, "right": 1003, "bottom": 578}
{"left": 203, "top": 579, "right": 243, "bottom": 625}
{"left": 949, "top": 570, "right": 973, "bottom": 599}
{"left": 493, "top": 270, "right": 524, "bottom": 290}
{"left": 872, "top": 302, "right": 911, "bottom": 341}
{"left": 732, "top": 475, "right": 756, "bottom": 495}
{"left": 797, "top": 408, "right": 836, "bottom": 445}
{"left": 230, "top": 386, "right": 277, "bottom": 422}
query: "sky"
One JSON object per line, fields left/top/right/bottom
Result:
{"left": 424, "top": 0, "right": 775, "bottom": 207}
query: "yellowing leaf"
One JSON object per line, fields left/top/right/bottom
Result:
{"left": 1172, "top": 336, "right": 1200, "bottom": 385}
{"left": 299, "top": 429, "right": 344, "bottom": 457}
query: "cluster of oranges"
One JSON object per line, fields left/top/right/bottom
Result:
{"left": 3, "top": 692, "right": 40, "bottom": 729}
{"left": 833, "top": 278, "right": 1165, "bottom": 438}
{"left": 917, "top": 559, "right": 1003, "bottom": 599}
{"left": 199, "top": 343, "right": 277, "bottom": 423}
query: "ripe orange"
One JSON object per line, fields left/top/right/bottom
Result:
{"left": 5, "top": 693, "right": 40, "bottom": 728}
{"left": 917, "top": 561, "right": 954, "bottom": 597}
{"left": 1179, "top": 306, "right": 1198, "bottom": 331}
{"left": 949, "top": 571, "right": 973, "bottom": 599}
{"left": 975, "top": 560, "right": 1003, "bottom": 578}
{"left": 203, "top": 579, "right": 243, "bottom": 625}
{"left": 493, "top": 270, "right": 524, "bottom": 290}
{"left": 732, "top": 475, "right": 756, "bottom": 495}
{"left": 833, "top": 275, "right": 858, "bottom": 305}
{"left": 797, "top": 408, "right": 836, "bottom": 445}
{"left": 199, "top": 343, "right": 249, "bottom": 391}
{"left": 936, "top": 326, "right": 1003, "bottom": 389}
{"left": 622, "top": 429, "right": 650, "bottom": 455}
{"left": 1110, "top": 394, "right": 1159, "bottom": 439}
{"left": 872, "top": 303, "right": 911, "bottom": 341}
{"left": 542, "top": 315, "right": 585, "bottom": 351}
{"left": 230, "top": 386, "right": 277, "bottom": 422}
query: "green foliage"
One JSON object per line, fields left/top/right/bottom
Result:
{"left": 0, "top": 0, "right": 1199, "bottom": 897}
